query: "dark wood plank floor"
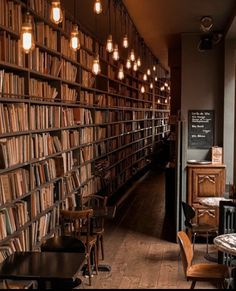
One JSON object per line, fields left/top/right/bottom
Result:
{"left": 80, "top": 170, "right": 218, "bottom": 289}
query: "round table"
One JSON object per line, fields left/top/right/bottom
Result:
{"left": 214, "top": 233, "right": 236, "bottom": 289}
{"left": 214, "top": 233, "right": 236, "bottom": 256}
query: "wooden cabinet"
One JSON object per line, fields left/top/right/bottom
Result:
{"left": 187, "top": 164, "right": 226, "bottom": 227}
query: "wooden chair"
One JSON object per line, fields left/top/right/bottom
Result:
{"left": 177, "top": 231, "right": 229, "bottom": 289}
{"left": 60, "top": 209, "right": 98, "bottom": 286}
{"left": 82, "top": 195, "right": 108, "bottom": 262}
{"left": 181, "top": 201, "right": 218, "bottom": 254}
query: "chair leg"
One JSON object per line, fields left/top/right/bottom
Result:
{"left": 192, "top": 233, "right": 196, "bottom": 252}
{"left": 190, "top": 281, "right": 196, "bottom": 289}
{"left": 206, "top": 232, "right": 209, "bottom": 255}
{"left": 101, "top": 235, "right": 104, "bottom": 261}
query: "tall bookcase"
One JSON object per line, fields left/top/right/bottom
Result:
{"left": 0, "top": 0, "right": 170, "bottom": 258}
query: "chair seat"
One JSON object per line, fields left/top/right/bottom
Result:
{"left": 187, "top": 263, "right": 229, "bottom": 280}
{"left": 192, "top": 224, "right": 218, "bottom": 233}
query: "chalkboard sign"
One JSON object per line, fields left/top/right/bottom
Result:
{"left": 188, "top": 110, "right": 215, "bottom": 149}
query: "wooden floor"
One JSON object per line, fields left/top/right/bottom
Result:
{"left": 79, "top": 170, "right": 219, "bottom": 289}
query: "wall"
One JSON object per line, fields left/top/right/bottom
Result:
{"left": 223, "top": 39, "right": 236, "bottom": 187}
{"left": 180, "top": 33, "right": 225, "bottom": 210}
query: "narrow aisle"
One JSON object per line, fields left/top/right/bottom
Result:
{"left": 84, "top": 170, "right": 217, "bottom": 289}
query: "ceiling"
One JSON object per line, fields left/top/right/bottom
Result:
{"left": 123, "top": 0, "right": 236, "bottom": 70}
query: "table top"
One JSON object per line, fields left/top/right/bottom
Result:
{"left": 213, "top": 233, "right": 236, "bottom": 256}
{"left": 199, "top": 197, "right": 233, "bottom": 208}
{"left": 0, "top": 252, "right": 86, "bottom": 281}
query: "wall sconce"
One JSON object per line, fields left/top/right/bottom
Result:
{"left": 50, "top": 1, "right": 63, "bottom": 24}
{"left": 20, "top": 12, "right": 35, "bottom": 54}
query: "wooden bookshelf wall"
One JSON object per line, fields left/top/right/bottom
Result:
{"left": 0, "top": 0, "right": 170, "bottom": 258}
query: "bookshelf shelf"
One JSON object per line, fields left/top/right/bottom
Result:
{"left": 0, "top": 0, "right": 170, "bottom": 259}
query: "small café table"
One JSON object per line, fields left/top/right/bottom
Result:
{"left": 0, "top": 251, "right": 86, "bottom": 289}
{"left": 214, "top": 233, "right": 236, "bottom": 289}
{"left": 199, "top": 197, "right": 233, "bottom": 208}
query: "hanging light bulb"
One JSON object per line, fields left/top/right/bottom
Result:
{"left": 161, "top": 86, "right": 165, "bottom": 91}
{"left": 133, "top": 61, "right": 138, "bottom": 71}
{"left": 143, "top": 74, "right": 147, "bottom": 81}
{"left": 137, "top": 57, "right": 141, "bottom": 67}
{"left": 92, "top": 55, "right": 101, "bottom": 75}
{"left": 164, "top": 81, "right": 169, "bottom": 87}
{"left": 118, "top": 64, "right": 125, "bottom": 80}
{"left": 168, "top": 86, "right": 171, "bottom": 91}
{"left": 147, "top": 68, "right": 151, "bottom": 76}
{"left": 155, "top": 76, "right": 158, "bottom": 82}
{"left": 20, "top": 12, "right": 35, "bottom": 54}
{"left": 153, "top": 65, "right": 156, "bottom": 72}
{"left": 70, "top": 24, "right": 80, "bottom": 51}
{"left": 50, "top": 1, "right": 63, "bottom": 24}
{"left": 126, "top": 58, "right": 131, "bottom": 69}
{"left": 141, "top": 85, "right": 145, "bottom": 94}
{"left": 112, "top": 44, "right": 119, "bottom": 61}
{"left": 106, "top": 35, "right": 113, "bottom": 53}
{"left": 157, "top": 99, "right": 161, "bottom": 104}
{"left": 130, "top": 49, "right": 135, "bottom": 62}
{"left": 165, "top": 98, "right": 168, "bottom": 104}
{"left": 123, "top": 34, "right": 129, "bottom": 48}
{"left": 150, "top": 83, "right": 153, "bottom": 89}
{"left": 94, "top": 0, "right": 102, "bottom": 14}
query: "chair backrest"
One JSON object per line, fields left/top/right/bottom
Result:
{"left": 82, "top": 195, "right": 108, "bottom": 229}
{"left": 181, "top": 201, "right": 195, "bottom": 228}
{"left": 177, "top": 231, "right": 193, "bottom": 277}
{"left": 60, "top": 209, "right": 94, "bottom": 248}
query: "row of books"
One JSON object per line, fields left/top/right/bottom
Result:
{"left": 0, "top": 168, "right": 29, "bottom": 204}
{"left": 0, "top": 229, "right": 29, "bottom": 263}
{"left": 81, "top": 127, "right": 94, "bottom": 144}
{"left": 31, "top": 159, "right": 58, "bottom": 189}
{"left": 61, "top": 84, "right": 77, "bottom": 103}
{"left": 61, "top": 35, "right": 77, "bottom": 61}
{"left": 61, "top": 59, "right": 77, "bottom": 82}
{"left": 29, "top": 78, "right": 58, "bottom": 101}
{"left": 28, "top": 47, "right": 62, "bottom": 77}
{"left": 80, "top": 145, "right": 94, "bottom": 163}
{"left": 63, "top": 169, "right": 81, "bottom": 195}
{"left": 0, "top": 103, "right": 29, "bottom": 134}
{"left": 61, "top": 130, "right": 80, "bottom": 151}
{"left": 80, "top": 90, "right": 93, "bottom": 105}
{"left": 0, "top": 31, "right": 25, "bottom": 66}
{"left": 29, "top": 0, "right": 51, "bottom": 20}
{"left": 34, "top": 21, "right": 58, "bottom": 51}
{"left": 31, "top": 183, "right": 55, "bottom": 218}
{"left": 31, "top": 207, "right": 59, "bottom": 246}
{"left": 81, "top": 69, "right": 95, "bottom": 88}
{"left": 80, "top": 176, "right": 102, "bottom": 197}
{"left": 0, "top": 201, "right": 29, "bottom": 240}
{"left": 0, "top": 0, "right": 22, "bottom": 33}
{"left": 80, "top": 49, "right": 94, "bottom": 70}
{"left": 80, "top": 163, "right": 92, "bottom": 185}
{"left": 0, "top": 135, "right": 31, "bottom": 168}
{"left": 0, "top": 70, "right": 25, "bottom": 97}
{"left": 30, "top": 105, "right": 61, "bottom": 130}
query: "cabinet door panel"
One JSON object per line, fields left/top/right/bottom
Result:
{"left": 194, "top": 206, "right": 218, "bottom": 227}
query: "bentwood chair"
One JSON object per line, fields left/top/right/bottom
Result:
{"left": 177, "top": 231, "right": 229, "bottom": 289}
{"left": 60, "top": 209, "right": 98, "bottom": 286}
{"left": 181, "top": 201, "right": 218, "bottom": 255}
{"left": 82, "top": 195, "right": 108, "bottom": 262}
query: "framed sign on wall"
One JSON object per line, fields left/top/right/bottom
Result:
{"left": 188, "top": 110, "right": 215, "bottom": 149}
